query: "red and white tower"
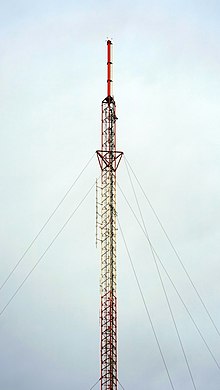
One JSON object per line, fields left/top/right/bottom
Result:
{"left": 96, "top": 40, "right": 123, "bottom": 390}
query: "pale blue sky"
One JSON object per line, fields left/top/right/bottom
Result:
{"left": 0, "top": 1, "right": 220, "bottom": 389}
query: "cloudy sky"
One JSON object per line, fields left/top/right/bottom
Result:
{"left": 0, "top": 0, "right": 220, "bottom": 389}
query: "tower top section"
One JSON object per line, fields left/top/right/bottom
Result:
{"left": 107, "top": 39, "right": 113, "bottom": 97}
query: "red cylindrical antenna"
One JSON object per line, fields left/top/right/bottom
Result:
{"left": 107, "top": 40, "right": 112, "bottom": 97}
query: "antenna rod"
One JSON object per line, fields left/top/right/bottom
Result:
{"left": 107, "top": 40, "right": 112, "bottom": 97}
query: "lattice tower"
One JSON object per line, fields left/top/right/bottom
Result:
{"left": 96, "top": 40, "right": 123, "bottom": 390}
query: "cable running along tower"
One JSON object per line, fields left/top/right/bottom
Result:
{"left": 96, "top": 40, "right": 123, "bottom": 390}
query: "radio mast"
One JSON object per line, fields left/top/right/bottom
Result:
{"left": 96, "top": 40, "right": 123, "bottom": 390}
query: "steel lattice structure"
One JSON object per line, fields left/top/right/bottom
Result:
{"left": 96, "top": 40, "right": 123, "bottom": 390}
